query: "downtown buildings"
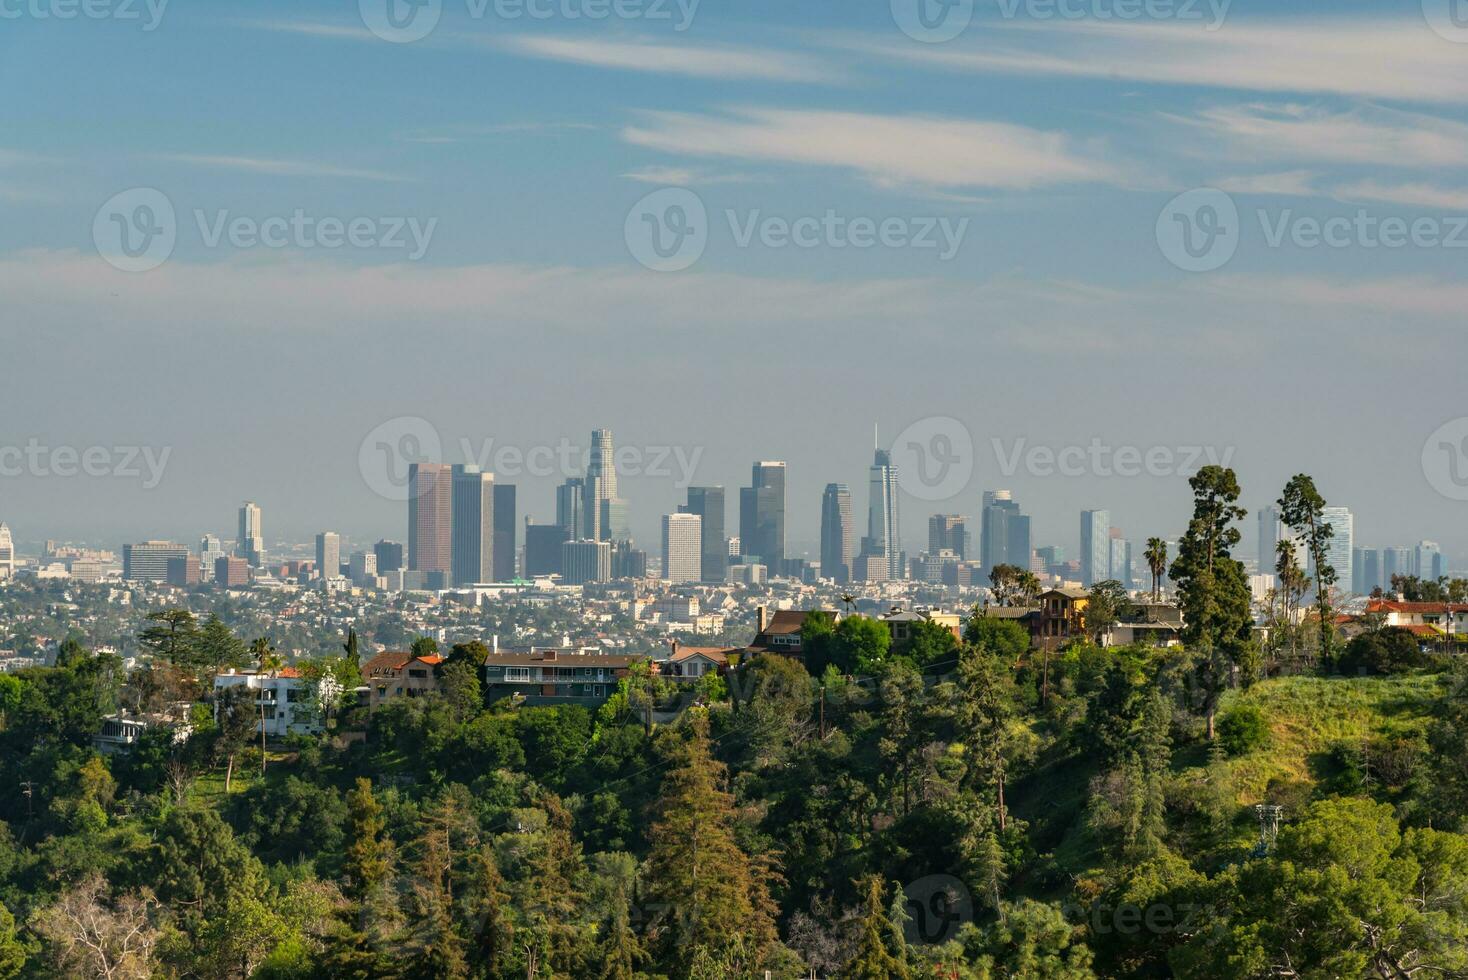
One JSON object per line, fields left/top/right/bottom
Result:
{"left": 238, "top": 501, "right": 264, "bottom": 567}
{"left": 821, "top": 484, "right": 856, "bottom": 584}
{"left": 661, "top": 512, "right": 702, "bottom": 584}
{"left": 740, "top": 461, "right": 786, "bottom": 575}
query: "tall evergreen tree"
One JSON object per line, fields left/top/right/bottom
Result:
{"left": 1278, "top": 474, "right": 1337, "bottom": 665}
{"left": 1169, "top": 466, "right": 1256, "bottom": 738}
{"left": 842, "top": 876, "right": 909, "bottom": 980}
{"left": 643, "top": 710, "right": 780, "bottom": 968}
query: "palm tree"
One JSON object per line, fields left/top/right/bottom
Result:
{"left": 251, "top": 637, "right": 283, "bottom": 776}
{"left": 1018, "top": 570, "right": 1042, "bottom": 607}
{"left": 1144, "top": 538, "right": 1168, "bottom": 602}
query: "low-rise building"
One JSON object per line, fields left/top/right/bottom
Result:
{"left": 360, "top": 651, "right": 446, "bottom": 708}
{"left": 481, "top": 648, "right": 640, "bottom": 706}
{"left": 213, "top": 668, "right": 320, "bottom": 737}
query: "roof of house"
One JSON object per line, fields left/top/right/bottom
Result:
{"left": 482, "top": 649, "right": 642, "bottom": 669}
{"left": 670, "top": 646, "right": 732, "bottom": 664}
{"left": 1043, "top": 587, "right": 1090, "bottom": 600}
{"left": 1367, "top": 600, "right": 1468, "bottom": 614}
{"left": 361, "top": 651, "right": 414, "bottom": 676}
{"left": 760, "top": 609, "right": 816, "bottom": 635}
{"left": 975, "top": 606, "right": 1037, "bottom": 619}
{"left": 1401, "top": 623, "right": 1446, "bottom": 638}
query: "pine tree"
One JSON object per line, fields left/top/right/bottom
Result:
{"left": 643, "top": 710, "right": 779, "bottom": 968}
{"left": 842, "top": 876, "right": 909, "bottom": 980}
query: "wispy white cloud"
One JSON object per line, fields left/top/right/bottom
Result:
{"left": 1184, "top": 104, "right": 1468, "bottom": 168}
{"left": 397, "top": 122, "right": 599, "bottom": 145}
{"left": 844, "top": 20, "right": 1468, "bottom": 104}
{"left": 1212, "top": 170, "right": 1318, "bottom": 196}
{"left": 236, "top": 19, "right": 380, "bottom": 42}
{"left": 498, "top": 36, "right": 835, "bottom": 82}
{"left": 620, "top": 165, "right": 759, "bottom": 186}
{"left": 622, "top": 107, "right": 1122, "bottom": 192}
{"left": 1331, "top": 180, "right": 1468, "bottom": 211}
{"left": 156, "top": 154, "right": 408, "bottom": 182}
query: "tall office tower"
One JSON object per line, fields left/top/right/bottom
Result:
{"left": 561, "top": 539, "right": 611, "bottom": 585}
{"left": 980, "top": 490, "right": 1018, "bottom": 572}
{"left": 493, "top": 484, "right": 517, "bottom": 580}
{"left": 929, "top": 515, "right": 966, "bottom": 559}
{"left": 611, "top": 541, "right": 649, "bottom": 579}
{"left": 199, "top": 534, "right": 224, "bottom": 582}
{"left": 867, "top": 446, "right": 901, "bottom": 579}
{"left": 524, "top": 521, "right": 569, "bottom": 576}
{"left": 661, "top": 513, "right": 702, "bottom": 584}
{"left": 1320, "top": 506, "right": 1353, "bottom": 592}
{"left": 821, "top": 484, "right": 856, "bottom": 584}
{"left": 601, "top": 497, "right": 631, "bottom": 543}
{"left": 1257, "top": 505, "right": 1284, "bottom": 572}
{"left": 1353, "top": 548, "right": 1377, "bottom": 595}
{"left": 682, "top": 486, "right": 727, "bottom": 583}
{"left": 123, "top": 540, "right": 189, "bottom": 582}
{"left": 1080, "top": 510, "right": 1111, "bottom": 587}
{"left": 582, "top": 477, "right": 605, "bottom": 542}
{"left": 373, "top": 540, "right": 404, "bottom": 574}
{"left": 237, "top": 501, "right": 264, "bottom": 567}
{"left": 450, "top": 465, "right": 495, "bottom": 586}
{"left": 349, "top": 551, "right": 377, "bottom": 586}
{"left": 316, "top": 532, "right": 342, "bottom": 580}
{"left": 407, "top": 463, "right": 453, "bottom": 584}
{"left": 0, "top": 523, "right": 14, "bottom": 580}
{"left": 1383, "top": 547, "right": 1413, "bottom": 590}
{"left": 1108, "top": 536, "right": 1133, "bottom": 588}
{"left": 1415, "top": 540, "right": 1444, "bottom": 582}
{"left": 556, "top": 479, "right": 585, "bottom": 541}
{"left": 740, "top": 461, "right": 786, "bottom": 572}
{"left": 588, "top": 428, "right": 617, "bottom": 502}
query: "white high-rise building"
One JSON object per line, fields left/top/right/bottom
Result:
{"left": 316, "top": 532, "right": 341, "bottom": 580}
{"left": 588, "top": 429, "right": 617, "bottom": 503}
{"left": 662, "top": 513, "right": 702, "bottom": 584}
{"left": 0, "top": 523, "right": 14, "bottom": 580}
{"left": 1321, "top": 506, "right": 1354, "bottom": 593}
{"left": 1080, "top": 510, "right": 1110, "bottom": 587}
{"left": 200, "top": 534, "right": 224, "bottom": 582}
{"left": 238, "top": 502, "right": 264, "bottom": 567}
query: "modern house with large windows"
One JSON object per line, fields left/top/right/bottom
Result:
{"left": 481, "top": 648, "right": 641, "bottom": 706}
{"left": 213, "top": 668, "right": 321, "bottom": 736}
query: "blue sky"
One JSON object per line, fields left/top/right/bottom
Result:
{"left": 2, "top": 0, "right": 1467, "bottom": 566}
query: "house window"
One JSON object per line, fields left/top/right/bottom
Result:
{"left": 408, "top": 669, "right": 428, "bottom": 678}
{"left": 593, "top": 685, "right": 604, "bottom": 698}
{"left": 505, "top": 667, "right": 531, "bottom": 682}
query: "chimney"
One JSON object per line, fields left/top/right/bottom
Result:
{"left": 492, "top": 634, "right": 499, "bottom": 654}
{"left": 670, "top": 638, "right": 680, "bottom": 658}
{"left": 756, "top": 605, "right": 767, "bottom": 634}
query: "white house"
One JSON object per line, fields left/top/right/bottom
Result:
{"left": 213, "top": 669, "right": 322, "bottom": 737}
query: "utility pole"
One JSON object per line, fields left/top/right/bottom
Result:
{"left": 819, "top": 685, "right": 826, "bottom": 739}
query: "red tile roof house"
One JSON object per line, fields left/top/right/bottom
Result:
{"left": 360, "top": 651, "right": 445, "bottom": 709}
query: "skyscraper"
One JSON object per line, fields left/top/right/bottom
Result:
{"left": 929, "top": 514, "right": 966, "bottom": 559}
{"left": 316, "top": 531, "right": 341, "bottom": 580}
{"left": 981, "top": 491, "right": 1030, "bottom": 573}
{"left": 237, "top": 501, "right": 264, "bottom": 567}
{"left": 1080, "top": 510, "right": 1111, "bottom": 587}
{"left": 588, "top": 428, "right": 617, "bottom": 501}
{"left": 408, "top": 462, "right": 453, "bottom": 585}
{"left": 740, "top": 461, "right": 786, "bottom": 573}
{"left": 556, "top": 479, "right": 585, "bottom": 541}
{"left": 374, "top": 540, "right": 404, "bottom": 574}
{"left": 561, "top": 539, "right": 611, "bottom": 585}
{"left": 1321, "top": 506, "right": 1353, "bottom": 593}
{"left": 683, "top": 486, "right": 726, "bottom": 583}
{"left": 1257, "top": 505, "right": 1283, "bottom": 573}
{"left": 1384, "top": 546, "right": 1413, "bottom": 590}
{"left": 450, "top": 464, "right": 494, "bottom": 586}
{"left": 821, "top": 484, "right": 856, "bottom": 584}
{"left": 1415, "top": 540, "right": 1444, "bottom": 582}
{"left": 1108, "top": 534, "right": 1132, "bottom": 588}
{"left": 661, "top": 513, "right": 702, "bottom": 584}
{"left": 867, "top": 446, "right": 901, "bottom": 579}
{"left": 524, "top": 521, "right": 568, "bottom": 576}
{"left": 493, "top": 484, "right": 517, "bottom": 581}
{"left": 0, "top": 523, "right": 14, "bottom": 580}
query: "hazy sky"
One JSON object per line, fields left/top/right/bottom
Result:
{"left": 2, "top": 0, "right": 1466, "bottom": 566}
